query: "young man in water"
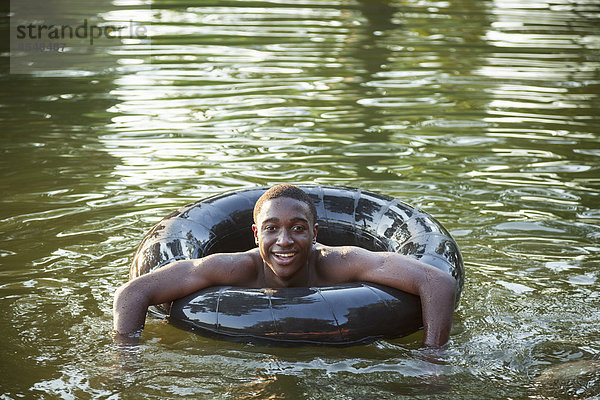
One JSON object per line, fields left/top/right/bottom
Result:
{"left": 113, "top": 184, "right": 457, "bottom": 347}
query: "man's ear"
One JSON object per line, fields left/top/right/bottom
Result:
{"left": 312, "top": 223, "right": 319, "bottom": 243}
{"left": 252, "top": 224, "right": 259, "bottom": 245}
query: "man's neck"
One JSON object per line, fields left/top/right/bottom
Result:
{"left": 262, "top": 262, "right": 312, "bottom": 288}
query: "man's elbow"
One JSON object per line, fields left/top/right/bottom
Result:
{"left": 113, "top": 279, "right": 152, "bottom": 335}
{"left": 438, "top": 271, "right": 457, "bottom": 305}
{"left": 442, "top": 270, "right": 457, "bottom": 292}
{"left": 114, "top": 278, "right": 154, "bottom": 310}
{"left": 420, "top": 268, "right": 457, "bottom": 308}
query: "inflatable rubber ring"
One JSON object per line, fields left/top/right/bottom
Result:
{"left": 129, "top": 185, "right": 464, "bottom": 345}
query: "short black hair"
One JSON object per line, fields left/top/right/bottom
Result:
{"left": 253, "top": 184, "right": 318, "bottom": 224}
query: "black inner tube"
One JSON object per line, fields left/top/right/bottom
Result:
{"left": 130, "top": 185, "right": 464, "bottom": 345}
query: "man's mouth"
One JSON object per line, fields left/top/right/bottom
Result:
{"left": 273, "top": 251, "right": 296, "bottom": 263}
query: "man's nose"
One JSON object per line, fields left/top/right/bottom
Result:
{"left": 276, "top": 229, "right": 293, "bottom": 245}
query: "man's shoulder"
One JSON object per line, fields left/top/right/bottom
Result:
{"left": 200, "top": 248, "right": 263, "bottom": 286}
{"left": 210, "top": 248, "right": 262, "bottom": 265}
{"left": 312, "top": 244, "right": 378, "bottom": 283}
{"left": 314, "top": 244, "right": 372, "bottom": 261}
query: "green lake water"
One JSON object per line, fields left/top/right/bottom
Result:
{"left": 1, "top": 0, "right": 599, "bottom": 398}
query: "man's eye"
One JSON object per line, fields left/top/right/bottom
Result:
{"left": 264, "top": 226, "right": 276, "bottom": 231}
{"left": 292, "top": 225, "right": 306, "bottom": 231}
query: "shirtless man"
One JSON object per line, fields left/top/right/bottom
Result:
{"left": 113, "top": 184, "right": 457, "bottom": 347}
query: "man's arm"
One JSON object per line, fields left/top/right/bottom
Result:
{"left": 113, "top": 252, "right": 257, "bottom": 336}
{"left": 319, "top": 247, "right": 456, "bottom": 348}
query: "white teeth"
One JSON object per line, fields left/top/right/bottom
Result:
{"left": 275, "top": 253, "right": 294, "bottom": 258}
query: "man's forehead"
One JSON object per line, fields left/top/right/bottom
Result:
{"left": 257, "top": 197, "right": 313, "bottom": 220}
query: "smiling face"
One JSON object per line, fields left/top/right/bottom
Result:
{"left": 252, "top": 197, "right": 318, "bottom": 287}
